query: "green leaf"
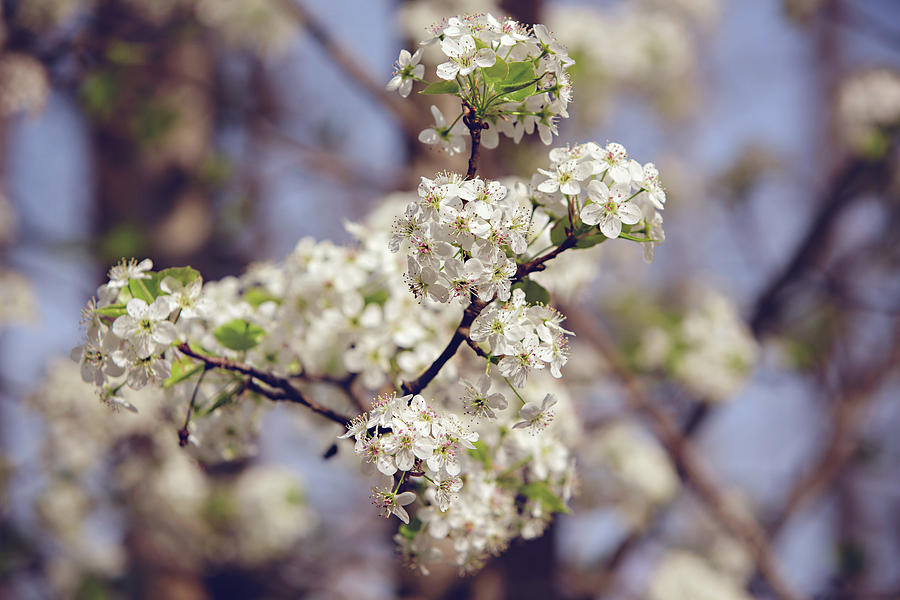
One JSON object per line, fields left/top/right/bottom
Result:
{"left": 501, "top": 83, "right": 537, "bottom": 103}
{"left": 503, "top": 61, "right": 536, "bottom": 87}
{"left": 420, "top": 80, "right": 459, "bottom": 95}
{"left": 482, "top": 57, "right": 508, "bottom": 83}
{"left": 512, "top": 279, "right": 551, "bottom": 305}
{"left": 550, "top": 221, "right": 568, "bottom": 247}
{"left": 522, "top": 481, "right": 571, "bottom": 514}
{"left": 575, "top": 232, "right": 608, "bottom": 249}
{"left": 617, "top": 232, "right": 655, "bottom": 243}
{"left": 159, "top": 266, "right": 201, "bottom": 288}
{"left": 163, "top": 357, "right": 204, "bottom": 388}
{"left": 93, "top": 304, "right": 128, "bottom": 319}
{"left": 467, "top": 440, "right": 492, "bottom": 469}
{"left": 203, "top": 391, "right": 235, "bottom": 416}
{"left": 127, "top": 273, "right": 162, "bottom": 304}
{"left": 213, "top": 319, "right": 264, "bottom": 351}
{"left": 363, "top": 289, "right": 389, "bottom": 306}
{"left": 244, "top": 287, "right": 281, "bottom": 308}
{"left": 399, "top": 516, "right": 424, "bottom": 541}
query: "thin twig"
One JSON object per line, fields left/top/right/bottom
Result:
{"left": 177, "top": 366, "right": 210, "bottom": 446}
{"left": 279, "top": 0, "right": 421, "bottom": 139}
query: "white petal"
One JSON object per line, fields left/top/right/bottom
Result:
{"left": 618, "top": 202, "right": 643, "bottom": 225}
{"left": 474, "top": 48, "right": 496, "bottom": 68}
{"left": 419, "top": 129, "right": 439, "bottom": 144}
{"left": 580, "top": 203, "right": 603, "bottom": 226}
{"left": 599, "top": 214, "right": 622, "bottom": 239}
{"left": 436, "top": 61, "right": 459, "bottom": 80}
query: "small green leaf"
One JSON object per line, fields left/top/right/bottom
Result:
{"left": 93, "top": 304, "right": 128, "bottom": 319}
{"left": 127, "top": 273, "right": 162, "bottom": 304}
{"left": 501, "top": 83, "right": 537, "bottom": 102}
{"left": 244, "top": 287, "right": 281, "bottom": 308}
{"left": 522, "top": 481, "right": 571, "bottom": 514}
{"left": 399, "top": 516, "right": 424, "bottom": 541}
{"left": 550, "top": 221, "right": 568, "bottom": 247}
{"left": 420, "top": 80, "right": 460, "bottom": 95}
{"left": 159, "top": 266, "right": 201, "bottom": 288}
{"left": 482, "top": 57, "right": 508, "bottom": 83}
{"left": 213, "top": 319, "right": 264, "bottom": 351}
{"left": 504, "top": 61, "right": 536, "bottom": 87}
{"left": 617, "top": 232, "right": 656, "bottom": 243}
{"left": 363, "top": 289, "right": 389, "bottom": 306}
{"left": 512, "top": 279, "right": 551, "bottom": 305}
{"left": 203, "top": 383, "right": 242, "bottom": 416}
{"left": 467, "top": 440, "right": 492, "bottom": 469}
{"left": 575, "top": 232, "right": 608, "bottom": 249}
{"left": 163, "top": 357, "right": 204, "bottom": 388}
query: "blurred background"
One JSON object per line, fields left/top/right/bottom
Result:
{"left": 1, "top": 0, "right": 899, "bottom": 598}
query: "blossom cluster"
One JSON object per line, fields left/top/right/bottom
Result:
{"left": 390, "top": 173, "right": 529, "bottom": 305}
{"left": 838, "top": 68, "right": 900, "bottom": 157}
{"left": 394, "top": 376, "right": 578, "bottom": 573}
{"left": 24, "top": 360, "right": 318, "bottom": 596}
{"left": 340, "top": 392, "right": 477, "bottom": 520}
{"left": 635, "top": 289, "right": 758, "bottom": 403}
{"left": 388, "top": 12, "right": 574, "bottom": 149}
{"left": 531, "top": 141, "right": 667, "bottom": 261}
{"left": 545, "top": 0, "right": 717, "bottom": 121}
{"left": 470, "top": 288, "right": 571, "bottom": 388}
{"left": 71, "top": 259, "right": 211, "bottom": 399}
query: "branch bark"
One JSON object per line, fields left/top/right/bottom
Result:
{"left": 176, "top": 343, "right": 353, "bottom": 426}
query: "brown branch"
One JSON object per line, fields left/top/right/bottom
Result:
{"left": 750, "top": 155, "right": 892, "bottom": 336}
{"left": 176, "top": 343, "right": 353, "bottom": 426}
{"left": 279, "top": 0, "right": 421, "bottom": 140}
{"left": 766, "top": 321, "right": 900, "bottom": 534}
{"left": 401, "top": 297, "right": 488, "bottom": 395}
{"left": 462, "top": 101, "right": 485, "bottom": 179}
{"left": 400, "top": 226, "right": 581, "bottom": 396}
{"left": 292, "top": 371, "right": 367, "bottom": 413}
{"left": 564, "top": 304, "right": 805, "bottom": 600}
{"left": 464, "top": 334, "right": 491, "bottom": 358}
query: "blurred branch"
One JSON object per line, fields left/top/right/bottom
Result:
{"left": 750, "top": 152, "right": 895, "bottom": 336}
{"left": 766, "top": 320, "right": 900, "bottom": 534}
{"left": 563, "top": 303, "right": 806, "bottom": 600}
{"left": 279, "top": 0, "right": 422, "bottom": 140}
{"left": 837, "top": 1, "right": 900, "bottom": 54}
{"left": 258, "top": 119, "right": 398, "bottom": 192}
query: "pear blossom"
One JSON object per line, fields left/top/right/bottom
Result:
{"left": 435, "top": 34, "right": 495, "bottom": 80}
{"left": 513, "top": 393, "right": 558, "bottom": 433}
{"left": 537, "top": 159, "right": 593, "bottom": 195}
{"left": 418, "top": 105, "right": 466, "bottom": 155}
{"left": 461, "top": 376, "right": 508, "bottom": 419}
{"left": 111, "top": 297, "right": 177, "bottom": 358}
{"left": 371, "top": 486, "right": 417, "bottom": 524}
{"left": 580, "top": 180, "right": 643, "bottom": 239}
{"left": 386, "top": 48, "right": 424, "bottom": 98}
{"left": 107, "top": 257, "right": 153, "bottom": 290}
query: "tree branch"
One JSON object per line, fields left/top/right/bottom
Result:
{"left": 176, "top": 343, "right": 353, "bottom": 426}
{"left": 463, "top": 101, "right": 485, "bottom": 179}
{"left": 750, "top": 155, "right": 892, "bottom": 336}
{"left": 401, "top": 297, "right": 488, "bottom": 395}
{"left": 279, "top": 0, "right": 421, "bottom": 139}
{"left": 563, "top": 304, "right": 805, "bottom": 600}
